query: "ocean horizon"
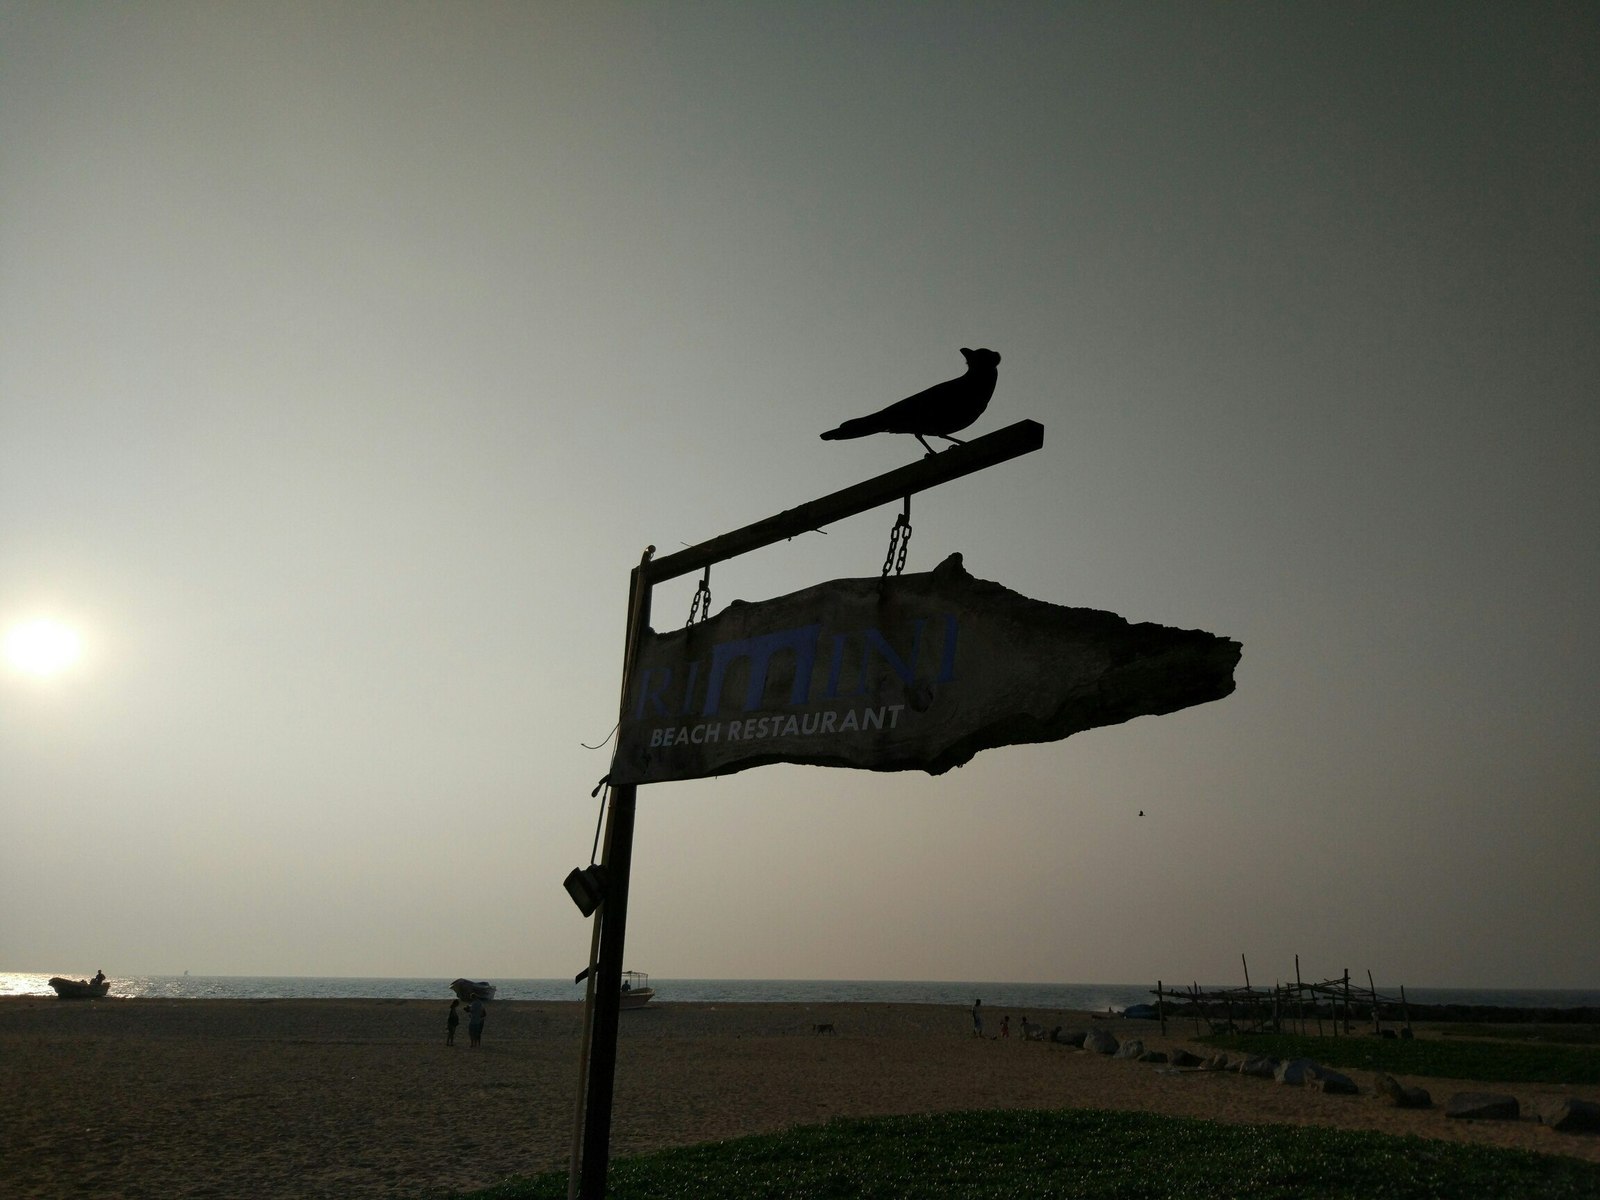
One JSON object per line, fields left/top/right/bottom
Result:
{"left": 6, "top": 973, "right": 1599, "bottom": 1011}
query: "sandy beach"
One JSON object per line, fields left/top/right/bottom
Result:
{"left": 4, "top": 997, "right": 1597, "bottom": 1199}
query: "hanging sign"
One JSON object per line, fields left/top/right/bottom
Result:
{"left": 609, "top": 554, "right": 1240, "bottom": 785}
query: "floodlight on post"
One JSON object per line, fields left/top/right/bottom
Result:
{"left": 563, "top": 864, "right": 610, "bottom": 918}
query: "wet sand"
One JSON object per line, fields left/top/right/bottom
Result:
{"left": 3, "top": 997, "right": 1596, "bottom": 1198}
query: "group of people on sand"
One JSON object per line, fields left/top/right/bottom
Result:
{"left": 446, "top": 997, "right": 487, "bottom": 1047}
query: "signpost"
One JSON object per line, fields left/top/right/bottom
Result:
{"left": 569, "top": 418, "right": 1239, "bottom": 1198}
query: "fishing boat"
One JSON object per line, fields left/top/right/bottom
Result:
{"left": 449, "top": 978, "right": 496, "bottom": 1002}
{"left": 620, "top": 970, "right": 655, "bottom": 1009}
{"left": 49, "top": 975, "right": 109, "bottom": 999}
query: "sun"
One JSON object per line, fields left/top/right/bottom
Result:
{"left": 3, "top": 618, "right": 85, "bottom": 678}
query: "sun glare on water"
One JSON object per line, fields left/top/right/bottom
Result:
{"left": 3, "top": 618, "right": 85, "bottom": 678}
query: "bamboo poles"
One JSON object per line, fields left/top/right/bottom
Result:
{"left": 1149, "top": 959, "right": 1413, "bottom": 1039}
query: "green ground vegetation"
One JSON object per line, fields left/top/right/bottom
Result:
{"left": 1439, "top": 1023, "right": 1600, "bottom": 1047}
{"left": 1198, "top": 1029, "right": 1600, "bottom": 1085}
{"left": 451, "top": 1109, "right": 1600, "bottom": 1200}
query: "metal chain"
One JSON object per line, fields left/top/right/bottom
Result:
{"left": 881, "top": 498, "right": 912, "bottom": 577}
{"left": 686, "top": 568, "right": 712, "bottom": 625}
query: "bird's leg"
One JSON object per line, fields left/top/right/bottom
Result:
{"left": 937, "top": 434, "right": 967, "bottom": 446}
{"left": 913, "top": 433, "right": 937, "bottom": 457}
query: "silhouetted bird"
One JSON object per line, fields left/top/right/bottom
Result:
{"left": 820, "top": 348, "right": 1001, "bottom": 455}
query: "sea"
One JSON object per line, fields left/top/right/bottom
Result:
{"left": 5, "top": 973, "right": 1599, "bottom": 1011}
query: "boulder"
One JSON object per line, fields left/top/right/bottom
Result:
{"left": 1199, "top": 1053, "right": 1231, "bottom": 1072}
{"left": 1373, "top": 1073, "right": 1432, "bottom": 1109}
{"left": 1445, "top": 1092, "right": 1521, "bottom": 1121}
{"left": 1236, "top": 1055, "right": 1278, "bottom": 1080}
{"left": 1115, "top": 1039, "right": 1145, "bottom": 1060}
{"left": 1274, "top": 1058, "right": 1320, "bottom": 1086}
{"left": 1537, "top": 1097, "right": 1600, "bottom": 1133}
{"left": 1304, "top": 1065, "right": 1359, "bottom": 1095}
{"left": 1168, "top": 1049, "right": 1203, "bottom": 1068}
{"left": 1051, "top": 1027, "right": 1088, "bottom": 1047}
{"left": 1139, "top": 1050, "right": 1170, "bottom": 1064}
{"left": 1082, "top": 1028, "right": 1120, "bottom": 1055}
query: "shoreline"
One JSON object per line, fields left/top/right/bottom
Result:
{"left": 10, "top": 973, "right": 1599, "bottom": 1009}
{"left": 5, "top": 998, "right": 1598, "bottom": 1199}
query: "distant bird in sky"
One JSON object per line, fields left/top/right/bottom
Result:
{"left": 821, "top": 348, "right": 1001, "bottom": 456}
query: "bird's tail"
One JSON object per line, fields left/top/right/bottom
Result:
{"left": 819, "top": 416, "right": 881, "bottom": 441}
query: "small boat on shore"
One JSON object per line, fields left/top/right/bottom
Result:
{"left": 449, "top": 978, "right": 496, "bottom": 1002}
{"left": 50, "top": 975, "right": 109, "bottom": 999}
{"left": 620, "top": 970, "right": 655, "bottom": 1009}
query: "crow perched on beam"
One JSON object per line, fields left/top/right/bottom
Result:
{"left": 820, "top": 348, "right": 1001, "bottom": 455}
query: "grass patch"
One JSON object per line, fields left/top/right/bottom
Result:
{"left": 1198, "top": 1031, "right": 1600, "bottom": 1085}
{"left": 451, "top": 1109, "right": 1600, "bottom": 1199}
{"left": 1440, "top": 1024, "right": 1600, "bottom": 1047}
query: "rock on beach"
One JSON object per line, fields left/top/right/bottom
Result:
{"left": 1445, "top": 1092, "right": 1522, "bottom": 1121}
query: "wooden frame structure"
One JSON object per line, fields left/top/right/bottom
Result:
{"left": 570, "top": 420, "right": 1045, "bottom": 1199}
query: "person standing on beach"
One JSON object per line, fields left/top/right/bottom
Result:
{"left": 466, "top": 998, "right": 486, "bottom": 1047}
{"left": 1000, "top": 1014, "right": 1009, "bottom": 1039}
{"left": 971, "top": 998, "right": 983, "bottom": 1037}
{"left": 446, "top": 999, "right": 460, "bottom": 1046}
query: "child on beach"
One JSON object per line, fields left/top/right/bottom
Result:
{"left": 971, "top": 998, "right": 983, "bottom": 1037}
{"left": 446, "top": 1000, "right": 460, "bottom": 1046}
{"left": 466, "top": 998, "right": 486, "bottom": 1047}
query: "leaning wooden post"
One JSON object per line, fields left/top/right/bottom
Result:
{"left": 1343, "top": 969, "right": 1352, "bottom": 1035}
{"left": 1191, "top": 982, "right": 1201, "bottom": 1036}
{"left": 577, "top": 787, "right": 639, "bottom": 1200}
{"left": 1295, "top": 955, "right": 1307, "bottom": 1037}
{"left": 574, "top": 550, "right": 656, "bottom": 1200}
{"left": 1157, "top": 980, "right": 1167, "bottom": 1037}
{"left": 1368, "top": 969, "right": 1381, "bottom": 1034}
{"left": 1400, "top": 984, "right": 1412, "bottom": 1037}
{"left": 1241, "top": 954, "right": 1252, "bottom": 1031}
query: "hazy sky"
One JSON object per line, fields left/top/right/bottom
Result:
{"left": 3, "top": 3, "right": 1595, "bottom": 990}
